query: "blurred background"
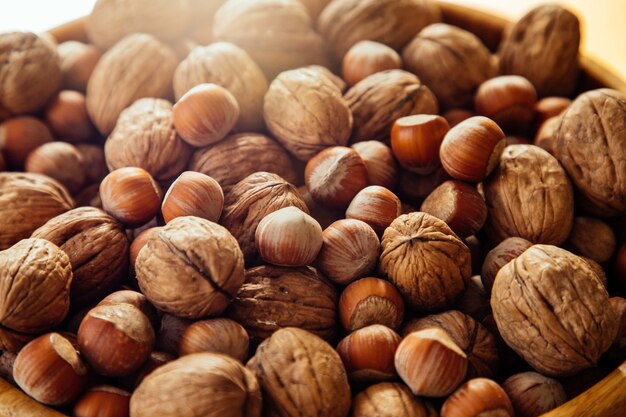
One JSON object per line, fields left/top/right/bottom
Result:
{"left": 1, "top": 0, "right": 624, "bottom": 77}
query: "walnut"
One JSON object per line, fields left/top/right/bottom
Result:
{"left": 105, "top": 98, "right": 192, "bottom": 182}
{"left": 304, "top": 65, "right": 347, "bottom": 92}
{"left": 220, "top": 172, "right": 309, "bottom": 263}
{"left": 0, "top": 172, "right": 74, "bottom": 250}
{"left": 565, "top": 217, "right": 616, "bottom": 263}
{"left": 345, "top": 70, "right": 438, "bottom": 142}
{"left": 351, "top": 382, "right": 437, "bottom": 417}
{"left": 227, "top": 265, "right": 337, "bottom": 343}
{"left": 554, "top": 89, "right": 626, "bottom": 216}
{"left": 299, "top": 0, "right": 331, "bottom": 21}
{"left": 402, "top": 23, "right": 497, "bottom": 109}
{"left": 379, "top": 212, "right": 471, "bottom": 312}
{"left": 263, "top": 67, "right": 353, "bottom": 161}
{"left": 318, "top": 0, "right": 441, "bottom": 62}
{"left": 491, "top": 244, "right": 619, "bottom": 376}
{"left": 0, "top": 32, "right": 61, "bottom": 121}
{"left": 135, "top": 216, "right": 245, "bottom": 319}
{"left": 86, "top": 34, "right": 178, "bottom": 135}
{"left": 174, "top": 42, "right": 268, "bottom": 132}
{"left": 498, "top": 5, "right": 580, "bottom": 97}
{"left": 402, "top": 310, "right": 499, "bottom": 379}
{"left": 31, "top": 207, "right": 129, "bottom": 307}
{"left": 483, "top": 145, "right": 574, "bottom": 245}
{"left": 130, "top": 353, "right": 262, "bottom": 417}
{"left": 247, "top": 327, "right": 351, "bottom": 417}
{"left": 189, "top": 133, "right": 298, "bottom": 195}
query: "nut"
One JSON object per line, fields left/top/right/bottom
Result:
{"left": 73, "top": 386, "right": 131, "bottom": 417}
{"left": 502, "top": 372, "right": 567, "bottom": 417}
{"left": 565, "top": 217, "right": 616, "bottom": 263}
{"left": 391, "top": 114, "right": 450, "bottom": 174}
{"left": 582, "top": 257, "right": 608, "bottom": 289}
{"left": 303, "top": 64, "right": 347, "bottom": 92}
{"left": 443, "top": 108, "right": 475, "bottom": 127}
{"left": 452, "top": 275, "right": 491, "bottom": 323}
{"left": 609, "top": 297, "right": 626, "bottom": 358}
{"left": 615, "top": 245, "right": 626, "bottom": 289}
{"left": 298, "top": 186, "right": 344, "bottom": 229}
{"left": 351, "top": 382, "right": 437, "bottom": 417}
{"left": 481, "top": 237, "right": 533, "bottom": 292}
{"left": 57, "top": 41, "right": 101, "bottom": 92}
{"left": 398, "top": 166, "right": 451, "bottom": 206}
{"left": 155, "top": 314, "right": 191, "bottom": 356}
{"left": 346, "top": 186, "right": 401, "bottom": 234}
{"left": 44, "top": 90, "right": 96, "bottom": 143}
{"left": 162, "top": 171, "right": 224, "bottom": 224}
{"left": 25, "top": 142, "right": 86, "bottom": 194}
{"left": 0, "top": 116, "right": 53, "bottom": 169}
{"left": 128, "top": 351, "right": 174, "bottom": 390}
{"left": 129, "top": 227, "right": 161, "bottom": 269}
{"left": 299, "top": 0, "right": 330, "bottom": 21}
{"left": 441, "top": 378, "right": 514, "bottom": 417}
{"left": 75, "top": 144, "right": 108, "bottom": 185}
{"left": 351, "top": 141, "right": 398, "bottom": 190}
{"left": 534, "top": 114, "right": 560, "bottom": 155}
{"left": 534, "top": 96, "right": 571, "bottom": 128}
{"left": 0, "top": 351, "right": 16, "bottom": 385}
{"left": 98, "top": 290, "right": 160, "bottom": 332}
{"left": 342, "top": 41, "right": 402, "bottom": 87}
{"left": 339, "top": 277, "right": 404, "bottom": 331}
{"left": 179, "top": 318, "right": 249, "bottom": 362}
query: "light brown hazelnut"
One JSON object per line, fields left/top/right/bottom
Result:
{"left": 391, "top": 114, "right": 449, "bottom": 174}
{"left": 443, "top": 108, "right": 475, "bottom": 127}
{"left": 75, "top": 143, "right": 108, "bottom": 185}
{"left": 441, "top": 378, "right": 514, "bottom": 417}
{"left": 161, "top": 171, "right": 224, "bottom": 224}
{"left": 57, "top": 41, "right": 102, "bottom": 92}
{"left": 44, "top": 90, "right": 96, "bottom": 143}
{"left": 351, "top": 382, "right": 437, "bottom": 417}
{"left": 180, "top": 319, "right": 249, "bottom": 362}
{"left": 503, "top": 372, "right": 567, "bottom": 417}
{"left": 98, "top": 290, "right": 159, "bottom": 333}
{"left": 534, "top": 114, "right": 560, "bottom": 155}
{"left": 0, "top": 116, "right": 53, "bottom": 169}
{"left": 73, "top": 386, "right": 131, "bottom": 417}
{"left": 342, "top": 41, "right": 402, "bottom": 87}
{"left": 565, "top": 217, "right": 616, "bottom": 264}
{"left": 351, "top": 141, "right": 398, "bottom": 190}
{"left": 129, "top": 227, "right": 161, "bottom": 269}
{"left": 346, "top": 186, "right": 401, "bottom": 234}
{"left": 481, "top": 237, "right": 533, "bottom": 292}
{"left": 339, "top": 277, "right": 404, "bottom": 332}
{"left": 25, "top": 142, "right": 86, "bottom": 194}
{"left": 534, "top": 96, "right": 571, "bottom": 128}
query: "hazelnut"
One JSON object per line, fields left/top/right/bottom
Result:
{"left": 351, "top": 141, "right": 398, "bottom": 190}
{"left": 73, "top": 386, "right": 131, "bottom": 417}
{"left": 398, "top": 166, "right": 451, "bottom": 206}
{"left": 453, "top": 275, "right": 491, "bottom": 322}
{"left": 0, "top": 351, "right": 16, "bottom": 385}
{"left": 465, "top": 235, "right": 486, "bottom": 276}
{"left": 179, "top": 318, "right": 249, "bottom": 362}
{"left": 441, "top": 378, "right": 514, "bottom": 417}
{"left": 255, "top": 206, "right": 323, "bottom": 267}
{"left": 346, "top": 186, "right": 401, "bottom": 234}
{"left": 395, "top": 328, "right": 468, "bottom": 397}
{"left": 390, "top": 114, "right": 450, "bottom": 174}
{"left": 44, "top": 90, "right": 96, "bottom": 143}
{"left": 342, "top": 41, "right": 402, "bottom": 87}
{"left": 481, "top": 237, "right": 532, "bottom": 292}
{"left": 565, "top": 217, "right": 616, "bottom": 263}
{"left": 100, "top": 167, "right": 163, "bottom": 228}
{"left": 305, "top": 146, "right": 369, "bottom": 209}
{"left": 443, "top": 108, "right": 475, "bottom": 127}
{"left": 534, "top": 96, "right": 571, "bottom": 128}
{"left": 503, "top": 372, "right": 567, "bottom": 417}
{"left": 439, "top": 116, "right": 506, "bottom": 183}
{"left": 533, "top": 115, "right": 560, "bottom": 155}
{"left": 298, "top": 186, "right": 343, "bottom": 229}
{"left": 129, "top": 227, "right": 161, "bottom": 268}
{"left": 13, "top": 333, "right": 88, "bottom": 406}
{"left": 155, "top": 314, "right": 191, "bottom": 356}
{"left": 173, "top": 83, "right": 240, "bottom": 147}
{"left": 57, "top": 41, "right": 102, "bottom": 92}
{"left": 316, "top": 219, "right": 380, "bottom": 285}
{"left": 98, "top": 290, "right": 160, "bottom": 333}
{"left": 339, "top": 277, "right": 404, "bottom": 332}
{"left": 351, "top": 382, "right": 437, "bottom": 417}
{"left": 162, "top": 171, "right": 224, "bottom": 224}
{"left": 75, "top": 143, "right": 108, "bottom": 185}
{"left": 0, "top": 116, "right": 53, "bottom": 169}
{"left": 77, "top": 303, "right": 155, "bottom": 377}
{"left": 420, "top": 180, "right": 487, "bottom": 238}
{"left": 25, "top": 142, "right": 86, "bottom": 194}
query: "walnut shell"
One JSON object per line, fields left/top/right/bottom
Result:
{"left": 247, "top": 327, "right": 351, "bottom": 417}
{"left": 0, "top": 32, "right": 61, "bottom": 121}
{"left": 483, "top": 145, "right": 574, "bottom": 245}
{"left": 105, "top": 98, "right": 192, "bottom": 182}
{"left": 554, "top": 89, "right": 626, "bottom": 216}
{"left": 352, "top": 382, "right": 437, "bottom": 417}
{"left": 379, "top": 212, "right": 471, "bottom": 311}
{"left": 135, "top": 216, "right": 245, "bottom": 319}
{"left": 0, "top": 172, "right": 74, "bottom": 250}
{"left": 345, "top": 70, "right": 438, "bottom": 142}
{"left": 31, "top": 207, "right": 129, "bottom": 307}
{"left": 130, "top": 353, "right": 261, "bottom": 417}
{"left": 86, "top": 34, "right": 178, "bottom": 135}
{"left": 263, "top": 67, "right": 353, "bottom": 161}
{"left": 227, "top": 265, "right": 337, "bottom": 343}
{"left": 173, "top": 42, "right": 268, "bottom": 132}
{"left": 491, "top": 244, "right": 619, "bottom": 376}
{"left": 402, "top": 23, "right": 497, "bottom": 109}
{"left": 0, "top": 238, "right": 72, "bottom": 335}
{"left": 498, "top": 5, "right": 580, "bottom": 97}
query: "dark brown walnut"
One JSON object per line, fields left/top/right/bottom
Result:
{"left": 565, "top": 217, "right": 616, "bottom": 263}
{"left": 351, "top": 382, "right": 437, "bottom": 417}
{"left": 263, "top": 67, "right": 353, "bottom": 161}
{"left": 345, "top": 70, "right": 438, "bottom": 142}
{"left": 379, "top": 212, "right": 471, "bottom": 311}
{"left": 318, "top": 0, "right": 441, "bottom": 62}
{"left": 189, "top": 133, "right": 298, "bottom": 195}
{"left": 481, "top": 237, "right": 533, "bottom": 293}
{"left": 31, "top": 207, "right": 129, "bottom": 307}
{"left": 227, "top": 265, "right": 337, "bottom": 343}
{"left": 402, "top": 310, "right": 499, "bottom": 379}
{"left": 105, "top": 98, "right": 192, "bottom": 183}
{"left": 135, "top": 216, "right": 245, "bottom": 319}
{"left": 86, "top": 33, "right": 178, "bottom": 135}
{"left": 402, "top": 23, "right": 497, "bottom": 109}
{"left": 554, "top": 89, "right": 626, "bottom": 216}
{"left": 0, "top": 32, "right": 61, "bottom": 121}
{"left": 483, "top": 145, "right": 574, "bottom": 245}
{"left": 220, "top": 172, "right": 309, "bottom": 263}
{"left": 247, "top": 327, "right": 351, "bottom": 417}
{"left": 0, "top": 172, "right": 74, "bottom": 250}
{"left": 130, "top": 353, "right": 262, "bottom": 417}
{"left": 498, "top": 5, "right": 580, "bottom": 97}
{"left": 491, "top": 244, "right": 619, "bottom": 377}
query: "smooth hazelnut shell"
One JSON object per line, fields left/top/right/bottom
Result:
{"left": 351, "top": 141, "right": 398, "bottom": 190}
{"left": 129, "top": 227, "right": 162, "bottom": 268}
{"left": 98, "top": 290, "right": 160, "bottom": 333}
{"left": 25, "top": 142, "right": 86, "bottom": 194}
{"left": 73, "top": 385, "right": 131, "bottom": 417}
{"left": 161, "top": 171, "right": 224, "bottom": 223}
{"left": 339, "top": 277, "right": 404, "bottom": 331}
{"left": 342, "top": 40, "right": 401, "bottom": 87}
{"left": 444, "top": 108, "right": 475, "bottom": 127}
{"left": 0, "top": 116, "right": 53, "bottom": 169}
{"left": 391, "top": 114, "right": 450, "bottom": 174}
{"left": 44, "top": 90, "right": 96, "bottom": 143}
{"left": 57, "top": 41, "right": 102, "bottom": 92}
{"left": 534, "top": 96, "right": 571, "bottom": 129}
{"left": 502, "top": 372, "right": 567, "bottom": 417}
{"left": 346, "top": 185, "right": 401, "bottom": 234}
{"left": 398, "top": 166, "right": 452, "bottom": 205}
{"left": 534, "top": 115, "right": 560, "bottom": 155}
{"left": 481, "top": 237, "right": 533, "bottom": 292}
{"left": 179, "top": 318, "right": 249, "bottom": 362}
{"left": 441, "top": 378, "right": 514, "bottom": 417}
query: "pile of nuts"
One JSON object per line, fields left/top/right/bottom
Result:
{"left": 0, "top": 0, "right": 625, "bottom": 416}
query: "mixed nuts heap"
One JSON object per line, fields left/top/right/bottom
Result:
{"left": 0, "top": 0, "right": 625, "bottom": 416}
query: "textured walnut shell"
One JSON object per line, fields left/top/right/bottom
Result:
{"left": 498, "top": 5, "right": 580, "bottom": 97}
{"left": 247, "top": 327, "right": 351, "bottom": 417}
{"left": 483, "top": 145, "right": 574, "bottom": 245}
{"left": 352, "top": 382, "right": 437, "bottom": 417}
{"left": 189, "top": 133, "right": 298, "bottom": 195}
{"left": 264, "top": 67, "right": 353, "bottom": 161}
{"left": 86, "top": 34, "right": 178, "bottom": 135}
{"left": 0, "top": 172, "right": 74, "bottom": 250}
{"left": 554, "top": 89, "right": 626, "bottom": 216}
{"left": 491, "top": 244, "right": 619, "bottom": 376}
{"left": 318, "top": 0, "right": 441, "bottom": 62}
{"left": 135, "top": 216, "right": 245, "bottom": 319}
{"left": 227, "top": 265, "right": 337, "bottom": 343}
{"left": 345, "top": 70, "right": 438, "bottom": 142}
{"left": 31, "top": 207, "right": 129, "bottom": 307}
{"left": 220, "top": 172, "right": 309, "bottom": 263}
{"left": 0, "top": 238, "right": 72, "bottom": 335}
{"left": 379, "top": 212, "right": 471, "bottom": 311}
{"left": 130, "top": 353, "right": 261, "bottom": 417}
{"left": 0, "top": 32, "right": 61, "bottom": 121}
{"left": 402, "top": 23, "right": 497, "bottom": 109}
{"left": 105, "top": 98, "right": 192, "bottom": 182}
